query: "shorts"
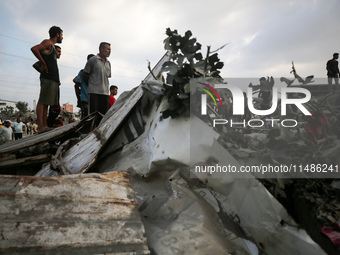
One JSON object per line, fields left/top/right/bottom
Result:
{"left": 38, "top": 78, "right": 60, "bottom": 105}
{"left": 14, "top": 133, "right": 23, "bottom": 140}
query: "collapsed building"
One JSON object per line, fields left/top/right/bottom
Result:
{"left": 1, "top": 36, "right": 340, "bottom": 254}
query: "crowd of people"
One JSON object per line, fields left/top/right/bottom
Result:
{"left": 31, "top": 26, "right": 118, "bottom": 132}
{"left": 0, "top": 117, "right": 38, "bottom": 143}
{"left": 0, "top": 114, "right": 68, "bottom": 143}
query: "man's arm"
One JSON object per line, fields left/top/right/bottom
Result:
{"left": 73, "top": 76, "right": 81, "bottom": 107}
{"left": 31, "top": 39, "right": 52, "bottom": 73}
{"left": 33, "top": 61, "right": 42, "bottom": 73}
{"left": 326, "top": 60, "right": 334, "bottom": 75}
{"left": 82, "top": 58, "right": 93, "bottom": 85}
{"left": 82, "top": 72, "right": 89, "bottom": 85}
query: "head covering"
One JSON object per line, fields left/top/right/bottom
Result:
{"left": 4, "top": 120, "right": 11, "bottom": 124}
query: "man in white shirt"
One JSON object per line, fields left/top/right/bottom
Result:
{"left": 12, "top": 118, "right": 25, "bottom": 140}
{"left": 0, "top": 120, "right": 14, "bottom": 142}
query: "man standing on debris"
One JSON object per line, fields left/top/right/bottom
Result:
{"left": 0, "top": 120, "right": 13, "bottom": 142}
{"left": 326, "top": 53, "right": 340, "bottom": 93}
{"left": 33, "top": 45, "right": 61, "bottom": 73}
{"left": 31, "top": 26, "right": 63, "bottom": 133}
{"left": 74, "top": 54, "right": 95, "bottom": 119}
{"left": 249, "top": 76, "right": 274, "bottom": 110}
{"left": 33, "top": 45, "right": 62, "bottom": 128}
{"left": 108, "top": 85, "right": 118, "bottom": 109}
{"left": 82, "top": 42, "right": 111, "bottom": 125}
{"left": 11, "top": 118, "right": 25, "bottom": 140}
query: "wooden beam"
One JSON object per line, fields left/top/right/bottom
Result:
{"left": 0, "top": 154, "right": 52, "bottom": 170}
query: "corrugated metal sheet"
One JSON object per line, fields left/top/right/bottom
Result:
{"left": 0, "top": 171, "right": 150, "bottom": 255}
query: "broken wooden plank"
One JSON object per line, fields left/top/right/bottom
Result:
{"left": 0, "top": 171, "right": 150, "bottom": 255}
{"left": 63, "top": 86, "right": 144, "bottom": 174}
{"left": 36, "top": 86, "right": 144, "bottom": 177}
{"left": 0, "top": 154, "right": 16, "bottom": 161}
{"left": 50, "top": 155, "right": 71, "bottom": 175}
{"left": 0, "top": 154, "right": 52, "bottom": 170}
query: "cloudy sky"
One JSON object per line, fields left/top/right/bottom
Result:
{"left": 0, "top": 0, "right": 339, "bottom": 111}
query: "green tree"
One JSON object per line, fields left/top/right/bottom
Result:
{"left": 160, "top": 28, "right": 224, "bottom": 119}
{"left": 0, "top": 106, "right": 15, "bottom": 121}
{"left": 16, "top": 101, "right": 29, "bottom": 114}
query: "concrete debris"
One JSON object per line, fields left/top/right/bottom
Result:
{"left": 1, "top": 52, "right": 338, "bottom": 254}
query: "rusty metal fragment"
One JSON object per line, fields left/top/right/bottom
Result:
{"left": 0, "top": 171, "right": 150, "bottom": 255}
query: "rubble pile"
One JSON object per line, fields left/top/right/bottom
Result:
{"left": 0, "top": 28, "right": 340, "bottom": 254}
{"left": 205, "top": 88, "right": 340, "bottom": 254}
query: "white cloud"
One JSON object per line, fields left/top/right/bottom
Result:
{"left": 243, "top": 32, "right": 260, "bottom": 46}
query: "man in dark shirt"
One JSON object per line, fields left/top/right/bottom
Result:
{"left": 326, "top": 53, "right": 339, "bottom": 93}
{"left": 33, "top": 45, "right": 62, "bottom": 128}
{"left": 31, "top": 26, "right": 63, "bottom": 133}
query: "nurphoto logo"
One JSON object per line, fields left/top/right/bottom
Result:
{"left": 198, "top": 82, "right": 312, "bottom": 128}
